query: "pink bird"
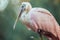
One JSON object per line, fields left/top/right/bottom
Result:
{"left": 13, "top": 2, "right": 60, "bottom": 40}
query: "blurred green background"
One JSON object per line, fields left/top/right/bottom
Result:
{"left": 0, "top": 0, "right": 60, "bottom": 40}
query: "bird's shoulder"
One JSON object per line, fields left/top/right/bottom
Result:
{"left": 29, "top": 8, "right": 52, "bottom": 16}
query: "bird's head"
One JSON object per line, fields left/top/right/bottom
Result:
{"left": 19, "top": 2, "right": 32, "bottom": 17}
{"left": 13, "top": 2, "right": 32, "bottom": 30}
{"left": 21, "top": 2, "right": 32, "bottom": 11}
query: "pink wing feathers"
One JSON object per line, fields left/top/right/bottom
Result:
{"left": 29, "top": 8, "right": 60, "bottom": 40}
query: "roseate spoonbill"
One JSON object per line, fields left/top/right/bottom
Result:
{"left": 13, "top": 2, "right": 60, "bottom": 40}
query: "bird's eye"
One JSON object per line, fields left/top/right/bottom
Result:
{"left": 22, "top": 5, "right": 24, "bottom": 8}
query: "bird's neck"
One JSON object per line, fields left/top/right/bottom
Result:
{"left": 20, "top": 11, "right": 28, "bottom": 23}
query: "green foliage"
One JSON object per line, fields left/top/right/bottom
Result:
{"left": 0, "top": 0, "right": 60, "bottom": 40}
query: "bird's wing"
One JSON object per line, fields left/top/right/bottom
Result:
{"left": 29, "top": 8, "right": 60, "bottom": 40}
